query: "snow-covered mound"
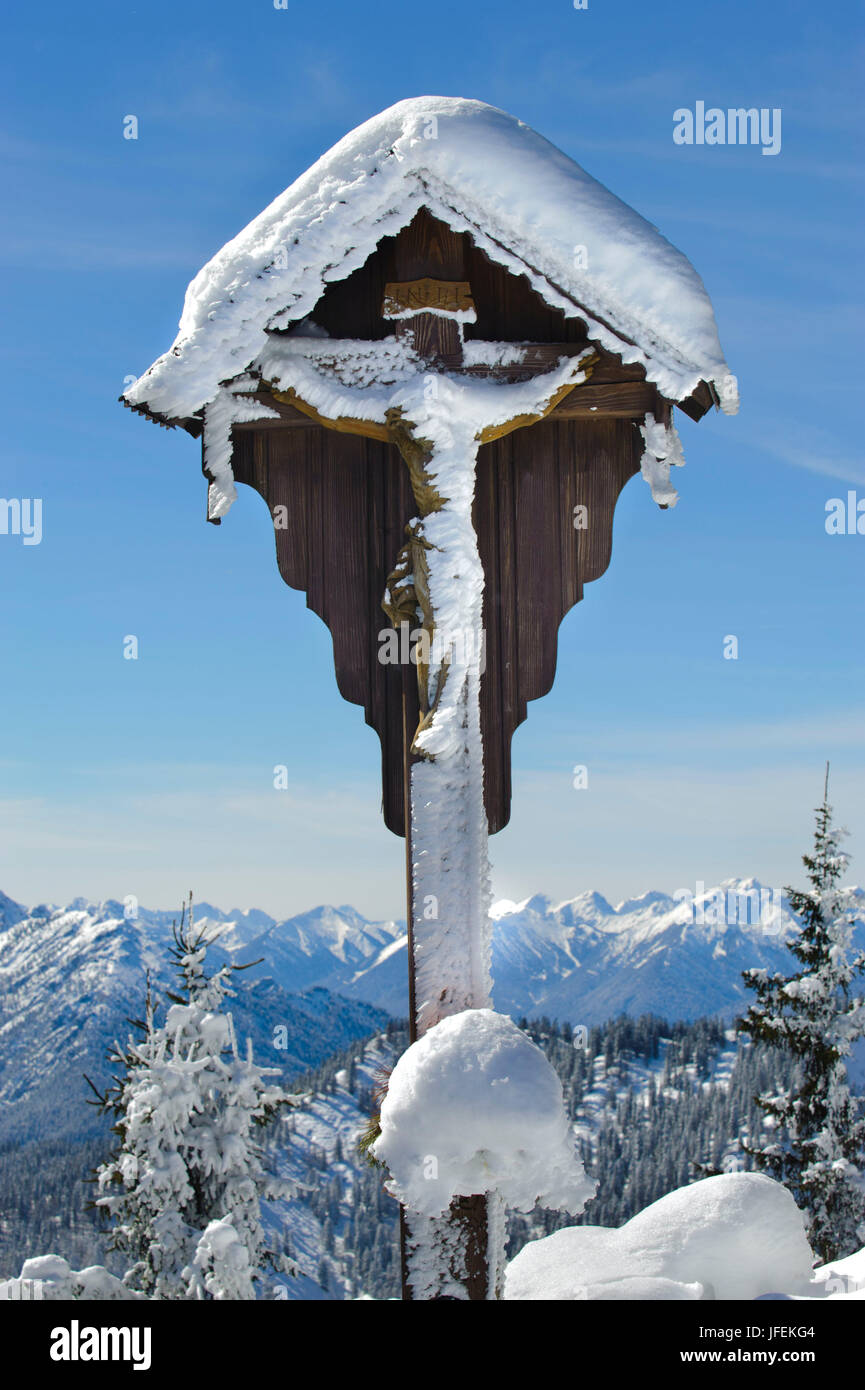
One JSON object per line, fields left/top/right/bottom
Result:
{"left": 583, "top": 1276, "right": 704, "bottom": 1300}
{"left": 504, "top": 1173, "right": 814, "bottom": 1300}
{"left": 125, "top": 96, "right": 737, "bottom": 423}
{"left": 371, "top": 1008, "right": 595, "bottom": 1217}
{"left": 0, "top": 1255, "right": 143, "bottom": 1301}
{"left": 810, "top": 1246, "right": 865, "bottom": 1300}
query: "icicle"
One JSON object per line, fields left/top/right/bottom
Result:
{"left": 203, "top": 382, "right": 279, "bottom": 521}
{"left": 717, "top": 372, "right": 740, "bottom": 416}
{"left": 639, "top": 412, "right": 686, "bottom": 509}
{"left": 486, "top": 1190, "right": 508, "bottom": 1299}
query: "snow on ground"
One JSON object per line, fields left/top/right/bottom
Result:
{"left": 242, "top": 1025, "right": 865, "bottom": 1302}
{"left": 7, "top": 1018, "right": 864, "bottom": 1302}
{"left": 260, "top": 1034, "right": 395, "bottom": 1300}
{"left": 505, "top": 1173, "right": 815, "bottom": 1300}
{"left": 807, "top": 1247, "right": 865, "bottom": 1300}
{"left": 0, "top": 1255, "right": 143, "bottom": 1301}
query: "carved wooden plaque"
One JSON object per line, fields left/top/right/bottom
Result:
{"left": 382, "top": 278, "right": 475, "bottom": 317}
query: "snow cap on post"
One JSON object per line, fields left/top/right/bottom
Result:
{"left": 371, "top": 1008, "right": 596, "bottom": 1218}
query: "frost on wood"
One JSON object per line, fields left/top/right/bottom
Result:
{"left": 371, "top": 1009, "right": 595, "bottom": 1219}
{"left": 505, "top": 1173, "right": 815, "bottom": 1301}
{"left": 124, "top": 96, "right": 738, "bottom": 426}
{"left": 203, "top": 380, "right": 279, "bottom": 521}
{"left": 639, "top": 413, "right": 686, "bottom": 509}
{"left": 406, "top": 404, "right": 492, "bottom": 1034}
{"left": 362, "top": 358, "right": 596, "bottom": 1297}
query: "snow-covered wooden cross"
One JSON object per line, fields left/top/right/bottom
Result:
{"left": 123, "top": 96, "right": 737, "bottom": 1300}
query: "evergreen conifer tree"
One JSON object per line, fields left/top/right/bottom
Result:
{"left": 739, "top": 771, "right": 865, "bottom": 1262}
{"left": 91, "top": 896, "right": 300, "bottom": 1297}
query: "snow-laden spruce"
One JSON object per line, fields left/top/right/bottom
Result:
{"left": 505, "top": 1172, "right": 815, "bottom": 1301}
{"left": 740, "top": 783, "right": 865, "bottom": 1263}
{"left": 371, "top": 1009, "right": 595, "bottom": 1218}
{"left": 184, "top": 1217, "right": 257, "bottom": 1301}
{"left": 124, "top": 95, "right": 738, "bottom": 433}
{"left": 92, "top": 900, "right": 300, "bottom": 1299}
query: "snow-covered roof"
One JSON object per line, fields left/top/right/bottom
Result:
{"left": 124, "top": 96, "right": 738, "bottom": 423}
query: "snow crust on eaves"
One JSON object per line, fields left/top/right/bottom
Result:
{"left": 124, "top": 96, "right": 738, "bottom": 421}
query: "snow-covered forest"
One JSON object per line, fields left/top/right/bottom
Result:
{"left": 2, "top": 788, "right": 864, "bottom": 1305}
{"left": 0, "top": 1013, "right": 796, "bottom": 1296}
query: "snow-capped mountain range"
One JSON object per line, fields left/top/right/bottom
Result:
{"left": 224, "top": 878, "right": 855, "bottom": 1026}
{"left": 0, "top": 890, "right": 387, "bottom": 1144}
{"left": 1, "top": 880, "right": 862, "bottom": 1144}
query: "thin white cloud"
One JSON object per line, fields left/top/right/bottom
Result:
{"left": 494, "top": 757, "right": 865, "bottom": 909}
{"left": 0, "top": 783, "right": 403, "bottom": 920}
{"left": 754, "top": 437, "right": 865, "bottom": 486}
{"left": 1, "top": 711, "right": 861, "bottom": 923}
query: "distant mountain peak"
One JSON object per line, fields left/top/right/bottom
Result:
{"left": 0, "top": 890, "right": 26, "bottom": 928}
{"left": 2, "top": 881, "right": 862, "bottom": 1081}
{"left": 614, "top": 889, "right": 674, "bottom": 915}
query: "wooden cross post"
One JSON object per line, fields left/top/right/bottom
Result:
{"left": 385, "top": 217, "right": 493, "bottom": 1299}
{"left": 364, "top": 217, "right": 594, "bottom": 1300}
{"left": 233, "top": 209, "right": 606, "bottom": 1298}
{"left": 123, "top": 101, "right": 733, "bottom": 1306}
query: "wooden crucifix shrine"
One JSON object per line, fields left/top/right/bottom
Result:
{"left": 123, "top": 97, "right": 736, "bottom": 1301}
{"left": 227, "top": 208, "right": 681, "bottom": 838}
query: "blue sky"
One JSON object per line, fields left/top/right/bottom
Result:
{"left": 0, "top": 0, "right": 862, "bottom": 919}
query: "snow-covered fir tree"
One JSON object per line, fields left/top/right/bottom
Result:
{"left": 91, "top": 896, "right": 300, "bottom": 1298}
{"left": 739, "top": 775, "right": 865, "bottom": 1262}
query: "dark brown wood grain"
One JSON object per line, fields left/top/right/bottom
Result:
{"left": 230, "top": 412, "right": 639, "bottom": 837}
{"left": 391, "top": 211, "right": 467, "bottom": 359}
{"left": 225, "top": 210, "right": 648, "bottom": 835}
{"left": 225, "top": 211, "right": 647, "bottom": 836}
{"left": 550, "top": 381, "right": 658, "bottom": 418}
